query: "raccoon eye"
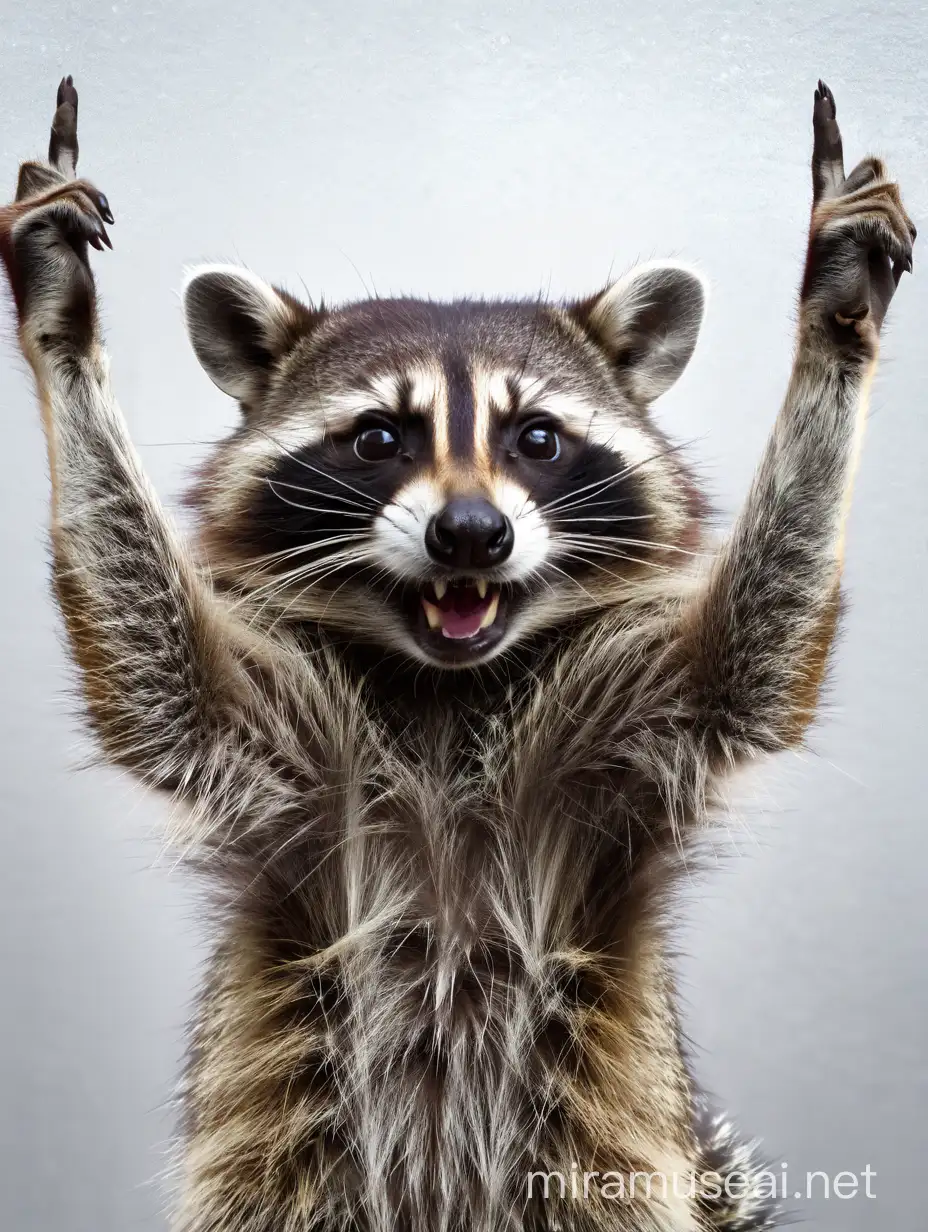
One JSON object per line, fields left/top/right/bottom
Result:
{"left": 354, "top": 425, "right": 401, "bottom": 462}
{"left": 517, "top": 423, "right": 560, "bottom": 461}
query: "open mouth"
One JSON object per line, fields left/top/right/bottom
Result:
{"left": 422, "top": 578, "right": 500, "bottom": 640}
{"left": 411, "top": 577, "right": 508, "bottom": 663}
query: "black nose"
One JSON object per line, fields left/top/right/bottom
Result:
{"left": 425, "top": 497, "right": 514, "bottom": 568}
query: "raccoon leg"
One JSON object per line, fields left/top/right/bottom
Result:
{"left": 685, "top": 82, "right": 915, "bottom": 758}
{"left": 0, "top": 81, "right": 317, "bottom": 834}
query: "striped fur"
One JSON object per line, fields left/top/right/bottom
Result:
{"left": 0, "top": 79, "right": 914, "bottom": 1231}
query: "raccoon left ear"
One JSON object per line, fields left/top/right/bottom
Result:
{"left": 574, "top": 261, "right": 708, "bottom": 404}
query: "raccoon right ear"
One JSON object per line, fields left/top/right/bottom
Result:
{"left": 182, "top": 264, "right": 321, "bottom": 409}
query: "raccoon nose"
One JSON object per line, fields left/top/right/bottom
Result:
{"left": 425, "top": 497, "right": 514, "bottom": 569}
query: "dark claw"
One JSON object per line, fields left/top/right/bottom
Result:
{"left": 57, "top": 74, "right": 78, "bottom": 111}
{"left": 87, "top": 215, "right": 113, "bottom": 250}
{"left": 815, "top": 79, "right": 835, "bottom": 115}
{"left": 97, "top": 193, "right": 114, "bottom": 225}
{"left": 891, "top": 254, "right": 913, "bottom": 288}
{"left": 88, "top": 232, "right": 103, "bottom": 252}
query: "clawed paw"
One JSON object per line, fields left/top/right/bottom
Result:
{"left": 8, "top": 179, "right": 114, "bottom": 256}
{"left": 0, "top": 180, "right": 113, "bottom": 348}
{"left": 0, "top": 76, "right": 114, "bottom": 349}
{"left": 804, "top": 80, "right": 915, "bottom": 345}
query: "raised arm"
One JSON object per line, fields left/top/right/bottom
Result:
{"left": 0, "top": 80, "right": 329, "bottom": 845}
{"left": 684, "top": 83, "right": 915, "bottom": 759}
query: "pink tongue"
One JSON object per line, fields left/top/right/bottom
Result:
{"left": 440, "top": 605, "right": 486, "bottom": 640}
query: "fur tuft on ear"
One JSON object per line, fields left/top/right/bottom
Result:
{"left": 574, "top": 260, "right": 708, "bottom": 404}
{"left": 182, "top": 264, "right": 321, "bottom": 410}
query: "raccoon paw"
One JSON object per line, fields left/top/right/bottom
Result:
{"left": 0, "top": 179, "right": 114, "bottom": 354}
{"left": 803, "top": 81, "right": 915, "bottom": 353}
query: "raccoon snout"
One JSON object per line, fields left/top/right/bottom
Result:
{"left": 425, "top": 498, "right": 514, "bottom": 570}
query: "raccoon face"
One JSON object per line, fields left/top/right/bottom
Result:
{"left": 183, "top": 261, "right": 707, "bottom": 669}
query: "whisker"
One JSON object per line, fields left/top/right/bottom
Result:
{"left": 554, "top": 532, "right": 706, "bottom": 558}
{"left": 269, "top": 551, "right": 380, "bottom": 631}
{"left": 266, "top": 481, "right": 374, "bottom": 521}
{"left": 537, "top": 442, "right": 691, "bottom": 516}
{"left": 554, "top": 548, "right": 672, "bottom": 578}
{"left": 266, "top": 478, "right": 379, "bottom": 515}
{"left": 265, "top": 481, "right": 405, "bottom": 539}
{"left": 257, "top": 556, "right": 376, "bottom": 630}
{"left": 539, "top": 478, "right": 635, "bottom": 518}
{"left": 253, "top": 429, "right": 382, "bottom": 508}
{"left": 538, "top": 560, "right": 597, "bottom": 602}
{"left": 223, "top": 541, "right": 332, "bottom": 572}
{"left": 229, "top": 541, "right": 370, "bottom": 611}
{"left": 551, "top": 544, "right": 674, "bottom": 575}
{"left": 315, "top": 558, "right": 386, "bottom": 623}
{"left": 551, "top": 513, "right": 656, "bottom": 525}
{"left": 254, "top": 429, "right": 419, "bottom": 520}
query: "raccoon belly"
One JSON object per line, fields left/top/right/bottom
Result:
{"left": 180, "top": 921, "right": 782, "bottom": 1232}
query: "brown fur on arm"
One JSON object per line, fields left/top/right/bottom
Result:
{"left": 683, "top": 82, "right": 915, "bottom": 759}
{"left": 0, "top": 80, "right": 332, "bottom": 846}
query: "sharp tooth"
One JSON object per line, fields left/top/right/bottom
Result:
{"left": 476, "top": 578, "right": 488, "bottom": 599}
{"left": 479, "top": 592, "right": 500, "bottom": 630}
{"left": 433, "top": 579, "right": 447, "bottom": 601}
{"left": 422, "top": 599, "right": 442, "bottom": 630}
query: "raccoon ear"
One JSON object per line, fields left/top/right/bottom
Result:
{"left": 574, "top": 261, "right": 708, "bottom": 404}
{"left": 182, "top": 264, "right": 321, "bottom": 409}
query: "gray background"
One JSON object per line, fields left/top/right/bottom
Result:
{"left": 1, "top": 2, "right": 925, "bottom": 1228}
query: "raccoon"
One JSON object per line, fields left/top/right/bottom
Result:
{"left": 0, "top": 77, "right": 914, "bottom": 1232}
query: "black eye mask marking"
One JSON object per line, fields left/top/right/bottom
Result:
{"left": 505, "top": 436, "right": 652, "bottom": 577}
{"left": 247, "top": 419, "right": 429, "bottom": 567}
{"left": 244, "top": 414, "right": 650, "bottom": 593}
